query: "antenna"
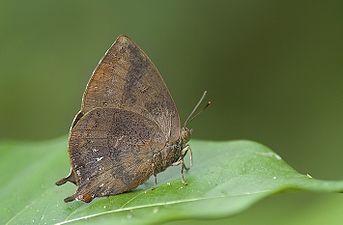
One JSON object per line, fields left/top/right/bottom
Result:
{"left": 183, "top": 91, "right": 211, "bottom": 127}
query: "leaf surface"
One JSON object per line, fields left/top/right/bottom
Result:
{"left": 1, "top": 138, "right": 343, "bottom": 225}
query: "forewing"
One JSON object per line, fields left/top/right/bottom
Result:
{"left": 69, "top": 107, "right": 165, "bottom": 199}
{"left": 81, "top": 36, "right": 180, "bottom": 142}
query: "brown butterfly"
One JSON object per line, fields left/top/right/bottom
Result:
{"left": 56, "top": 35, "right": 210, "bottom": 203}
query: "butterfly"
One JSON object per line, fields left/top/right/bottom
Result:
{"left": 56, "top": 35, "right": 210, "bottom": 203}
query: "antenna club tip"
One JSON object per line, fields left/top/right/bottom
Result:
{"left": 205, "top": 101, "right": 212, "bottom": 108}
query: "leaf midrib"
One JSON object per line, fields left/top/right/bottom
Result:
{"left": 57, "top": 190, "right": 271, "bottom": 225}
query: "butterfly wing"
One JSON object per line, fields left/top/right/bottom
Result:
{"left": 67, "top": 107, "right": 166, "bottom": 203}
{"left": 80, "top": 36, "right": 180, "bottom": 142}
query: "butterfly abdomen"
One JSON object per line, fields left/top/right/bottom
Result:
{"left": 152, "top": 140, "right": 183, "bottom": 174}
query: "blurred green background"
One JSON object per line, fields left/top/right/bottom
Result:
{"left": 1, "top": 0, "right": 343, "bottom": 224}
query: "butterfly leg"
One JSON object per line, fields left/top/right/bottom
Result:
{"left": 152, "top": 154, "right": 158, "bottom": 186}
{"left": 181, "top": 145, "right": 192, "bottom": 171}
{"left": 56, "top": 168, "right": 77, "bottom": 186}
{"left": 154, "top": 175, "right": 158, "bottom": 186}
{"left": 172, "top": 159, "right": 187, "bottom": 184}
{"left": 180, "top": 159, "right": 187, "bottom": 184}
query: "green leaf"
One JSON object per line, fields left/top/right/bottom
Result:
{"left": 1, "top": 137, "right": 343, "bottom": 225}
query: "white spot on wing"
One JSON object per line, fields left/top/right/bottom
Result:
{"left": 96, "top": 156, "right": 104, "bottom": 161}
{"left": 115, "top": 135, "right": 125, "bottom": 148}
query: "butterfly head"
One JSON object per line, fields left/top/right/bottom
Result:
{"left": 181, "top": 127, "right": 192, "bottom": 143}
